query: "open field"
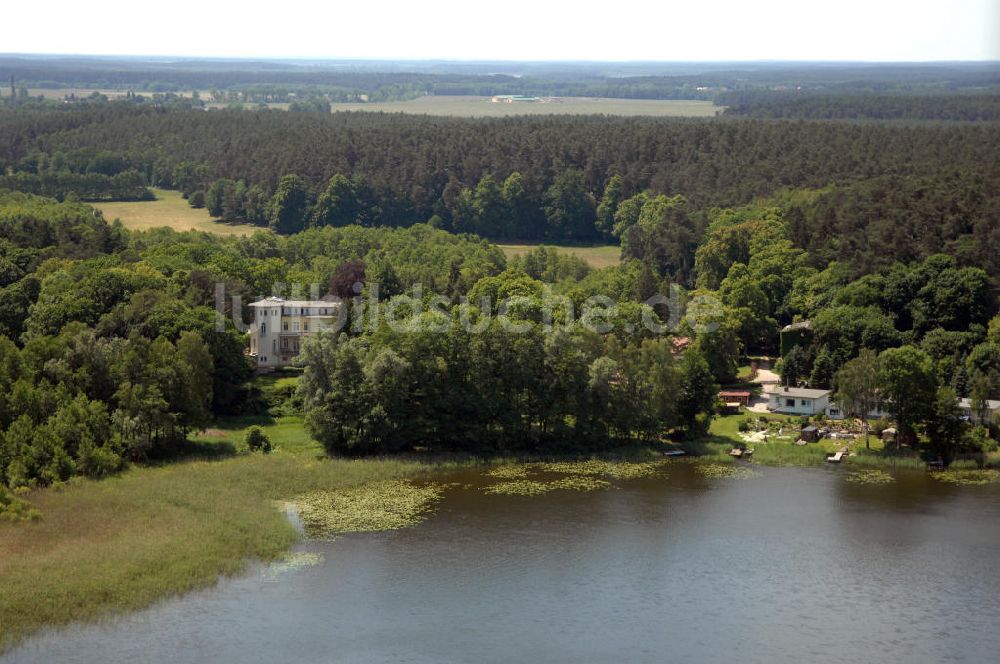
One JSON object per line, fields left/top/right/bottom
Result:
{"left": 26, "top": 89, "right": 720, "bottom": 116}
{"left": 329, "top": 96, "right": 722, "bottom": 117}
{"left": 28, "top": 88, "right": 133, "bottom": 100}
{"left": 498, "top": 243, "right": 621, "bottom": 269}
{"left": 95, "top": 188, "right": 263, "bottom": 236}
{"left": 28, "top": 88, "right": 213, "bottom": 100}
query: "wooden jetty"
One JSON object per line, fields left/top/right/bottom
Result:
{"left": 826, "top": 446, "right": 850, "bottom": 463}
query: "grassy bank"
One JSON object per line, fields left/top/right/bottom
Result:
{"left": 0, "top": 420, "right": 446, "bottom": 652}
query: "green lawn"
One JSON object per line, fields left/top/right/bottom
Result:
{"left": 194, "top": 415, "right": 319, "bottom": 455}
{"left": 705, "top": 412, "right": 927, "bottom": 467}
{"left": 498, "top": 243, "right": 621, "bottom": 269}
{"left": 95, "top": 188, "right": 263, "bottom": 236}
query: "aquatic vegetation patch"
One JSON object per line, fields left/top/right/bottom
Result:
{"left": 531, "top": 460, "right": 666, "bottom": 479}
{"left": 482, "top": 474, "right": 613, "bottom": 495}
{"left": 845, "top": 469, "right": 895, "bottom": 485}
{"left": 482, "top": 480, "right": 555, "bottom": 496}
{"left": 481, "top": 459, "right": 665, "bottom": 496}
{"left": 485, "top": 464, "right": 532, "bottom": 480}
{"left": 932, "top": 469, "right": 1000, "bottom": 486}
{"left": 550, "top": 476, "right": 612, "bottom": 492}
{"left": 695, "top": 463, "right": 759, "bottom": 480}
{"left": 263, "top": 551, "right": 324, "bottom": 579}
{"left": 291, "top": 480, "right": 445, "bottom": 538}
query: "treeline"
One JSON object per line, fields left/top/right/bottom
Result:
{"left": 616, "top": 187, "right": 1000, "bottom": 454}
{"left": 195, "top": 169, "right": 606, "bottom": 242}
{"left": 0, "top": 190, "right": 727, "bottom": 481}
{"left": 0, "top": 191, "right": 538, "bottom": 486}
{"left": 299, "top": 270, "right": 718, "bottom": 454}
{"left": 299, "top": 318, "right": 717, "bottom": 455}
{"left": 2, "top": 146, "right": 154, "bottom": 200}
{"left": 616, "top": 174, "right": 1000, "bottom": 296}
{"left": 778, "top": 253, "right": 998, "bottom": 397}
{"left": 781, "top": 174, "right": 1000, "bottom": 285}
{"left": 0, "top": 171, "right": 151, "bottom": 201}
{"left": 719, "top": 91, "right": 1000, "bottom": 121}
{"left": 2, "top": 106, "right": 998, "bottom": 243}
{"left": 618, "top": 191, "right": 999, "bottom": 379}
{"left": 0, "top": 194, "right": 252, "bottom": 487}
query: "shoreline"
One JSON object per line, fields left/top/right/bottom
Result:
{"left": 2, "top": 415, "right": 995, "bottom": 654}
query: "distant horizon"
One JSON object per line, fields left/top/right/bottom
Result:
{"left": 2, "top": 53, "right": 1000, "bottom": 64}
{"left": 7, "top": 0, "right": 999, "bottom": 62}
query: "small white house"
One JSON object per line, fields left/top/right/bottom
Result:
{"left": 766, "top": 386, "right": 831, "bottom": 416}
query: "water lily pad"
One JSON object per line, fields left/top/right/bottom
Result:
{"left": 695, "top": 463, "right": 758, "bottom": 480}
{"left": 531, "top": 460, "right": 665, "bottom": 479}
{"left": 846, "top": 469, "right": 894, "bottom": 485}
{"left": 933, "top": 469, "right": 1000, "bottom": 486}
{"left": 291, "top": 480, "right": 445, "bottom": 538}
{"left": 485, "top": 465, "right": 531, "bottom": 480}
{"left": 550, "top": 476, "right": 612, "bottom": 492}
{"left": 482, "top": 480, "right": 555, "bottom": 496}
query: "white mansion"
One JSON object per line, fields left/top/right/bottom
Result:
{"left": 248, "top": 297, "right": 342, "bottom": 370}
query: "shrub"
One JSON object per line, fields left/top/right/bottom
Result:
{"left": 189, "top": 190, "right": 206, "bottom": 208}
{"left": 871, "top": 418, "right": 892, "bottom": 436}
{"left": 969, "top": 426, "right": 997, "bottom": 453}
{"left": 0, "top": 486, "right": 41, "bottom": 522}
{"left": 244, "top": 426, "right": 272, "bottom": 454}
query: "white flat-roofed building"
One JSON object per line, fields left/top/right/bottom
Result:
{"left": 248, "top": 297, "right": 342, "bottom": 370}
{"left": 765, "top": 386, "right": 832, "bottom": 416}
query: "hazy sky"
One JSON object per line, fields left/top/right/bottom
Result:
{"left": 7, "top": 0, "right": 999, "bottom": 61}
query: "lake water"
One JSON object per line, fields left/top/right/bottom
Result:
{"left": 5, "top": 464, "right": 1000, "bottom": 663}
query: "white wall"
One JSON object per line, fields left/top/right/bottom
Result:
{"left": 768, "top": 393, "right": 829, "bottom": 415}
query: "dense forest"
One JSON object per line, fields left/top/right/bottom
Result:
{"left": 2, "top": 181, "right": 998, "bottom": 486}
{"left": 1, "top": 68, "right": 999, "bottom": 487}
{"left": 1, "top": 105, "right": 997, "bottom": 282}
{"left": 719, "top": 91, "right": 1000, "bottom": 121}
{"left": 0, "top": 190, "right": 730, "bottom": 486}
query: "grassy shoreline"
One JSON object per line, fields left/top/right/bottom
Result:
{"left": 0, "top": 425, "right": 452, "bottom": 652}
{"left": 0, "top": 411, "right": 978, "bottom": 652}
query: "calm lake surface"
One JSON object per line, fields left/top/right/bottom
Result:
{"left": 5, "top": 464, "right": 1000, "bottom": 663}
